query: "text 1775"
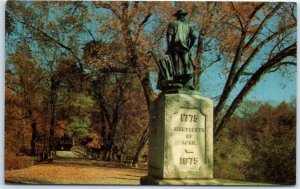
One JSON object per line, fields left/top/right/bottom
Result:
{"left": 181, "top": 114, "right": 199, "bottom": 122}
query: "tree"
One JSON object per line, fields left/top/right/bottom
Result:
{"left": 5, "top": 85, "right": 28, "bottom": 156}
{"left": 90, "top": 73, "right": 131, "bottom": 160}
{"left": 6, "top": 51, "right": 45, "bottom": 156}
{"left": 6, "top": 1, "right": 90, "bottom": 159}
{"left": 210, "top": 2, "right": 296, "bottom": 140}
{"left": 65, "top": 116, "right": 91, "bottom": 146}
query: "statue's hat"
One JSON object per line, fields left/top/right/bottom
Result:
{"left": 173, "top": 9, "right": 188, "bottom": 17}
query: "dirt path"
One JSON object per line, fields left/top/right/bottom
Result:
{"left": 5, "top": 151, "right": 147, "bottom": 185}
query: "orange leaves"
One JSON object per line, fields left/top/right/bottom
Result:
{"left": 86, "top": 132, "right": 102, "bottom": 148}
{"left": 55, "top": 120, "right": 67, "bottom": 138}
{"left": 249, "top": 102, "right": 294, "bottom": 141}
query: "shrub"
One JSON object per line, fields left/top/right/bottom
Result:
{"left": 5, "top": 151, "right": 33, "bottom": 170}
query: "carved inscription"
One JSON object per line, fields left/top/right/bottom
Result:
{"left": 180, "top": 157, "right": 198, "bottom": 165}
{"left": 174, "top": 127, "right": 204, "bottom": 132}
{"left": 181, "top": 114, "right": 198, "bottom": 122}
{"left": 171, "top": 108, "right": 206, "bottom": 171}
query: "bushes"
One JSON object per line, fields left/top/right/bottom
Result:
{"left": 244, "top": 102, "right": 296, "bottom": 184}
{"left": 215, "top": 101, "right": 296, "bottom": 185}
{"left": 5, "top": 151, "right": 33, "bottom": 170}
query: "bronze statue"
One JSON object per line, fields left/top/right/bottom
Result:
{"left": 148, "top": 10, "right": 197, "bottom": 91}
{"left": 166, "top": 9, "right": 197, "bottom": 78}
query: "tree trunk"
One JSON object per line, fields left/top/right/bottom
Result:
{"left": 72, "top": 137, "right": 75, "bottom": 147}
{"left": 42, "top": 118, "right": 48, "bottom": 161}
{"left": 105, "top": 122, "right": 118, "bottom": 161}
{"left": 48, "top": 76, "right": 59, "bottom": 159}
{"left": 30, "top": 121, "right": 37, "bottom": 156}
{"left": 132, "top": 125, "right": 149, "bottom": 166}
{"left": 105, "top": 140, "right": 113, "bottom": 161}
{"left": 130, "top": 75, "right": 156, "bottom": 165}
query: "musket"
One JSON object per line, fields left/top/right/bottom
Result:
{"left": 189, "top": 52, "right": 196, "bottom": 69}
{"left": 147, "top": 51, "right": 167, "bottom": 80}
{"left": 166, "top": 51, "right": 176, "bottom": 77}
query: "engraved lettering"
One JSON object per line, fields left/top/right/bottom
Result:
{"left": 194, "top": 115, "right": 198, "bottom": 122}
{"left": 180, "top": 157, "right": 199, "bottom": 165}
{"left": 174, "top": 127, "right": 205, "bottom": 132}
{"left": 189, "top": 114, "right": 193, "bottom": 122}
{"left": 182, "top": 140, "right": 196, "bottom": 145}
{"left": 186, "top": 134, "right": 192, "bottom": 138}
{"left": 180, "top": 114, "right": 199, "bottom": 122}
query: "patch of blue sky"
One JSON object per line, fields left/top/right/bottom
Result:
{"left": 143, "top": 14, "right": 162, "bottom": 35}
{"left": 200, "top": 57, "right": 296, "bottom": 107}
{"left": 247, "top": 69, "right": 296, "bottom": 105}
{"left": 149, "top": 71, "right": 160, "bottom": 94}
{"left": 5, "top": 21, "right": 26, "bottom": 56}
{"left": 246, "top": 13, "right": 296, "bottom": 105}
{"left": 200, "top": 57, "right": 227, "bottom": 103}
{"left": 198, "top": 45, "right": 295, "bottom": 106}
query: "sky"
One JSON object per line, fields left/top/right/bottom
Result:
{"left": 200, "top": 58, "right": 297, "bottom": 106}
{"left": 246, "top": 70, "right": 296, "bottom": 103}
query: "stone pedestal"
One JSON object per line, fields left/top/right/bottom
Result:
{"left": 141, "top": 90, "right": 213, "bottom": 185}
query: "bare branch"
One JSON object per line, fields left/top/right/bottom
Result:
{"left": 248, "top": 2, "right": 265, "bottom": 20}
{"left": 201, "top": 56, "right": 221, "bottom": 73}
{"left": 235, "top": 23, "right": 296, "bottom": 81}
{"left": 243, "top": 3, "right": 283, "bottom": 51}
{"left": 220, "top": 20, "right": 241, "bottom": 30}
{"left": 268, "top": 28, "right": 295, "bottom": 60}
{"left": 230, "top": 2, "right": 244, "bottom": 31}
{"left": 269, "top": 61, "right": 296, "bottom": 72}
{"left": 135, "top": 13, "right": 152, "bottom": 44}
{"left": 290, "top": 4, "right": 297, "bottom": 22}
{"left": 84, "top": 25, "right": 96, "bottom": 41}
{"left": 12, "top": 14, "right": 82, "bottom": 67}
{"left": 214, "top": 42, "right": 296, "bottom": 141}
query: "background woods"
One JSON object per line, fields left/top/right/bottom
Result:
{"left": 5, "top": 1, "right": 296, "bottom": 184}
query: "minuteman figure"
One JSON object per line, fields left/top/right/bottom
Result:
{"left": 166, "top": 9, "right": 197, "bottom": 78}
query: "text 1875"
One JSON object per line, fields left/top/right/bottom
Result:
{"left": 180, "top": 157, "right": 198, "bottom": 165}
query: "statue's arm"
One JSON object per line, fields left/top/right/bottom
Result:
{"left": 189, "top": 26, "right": 197, "bottom": 50}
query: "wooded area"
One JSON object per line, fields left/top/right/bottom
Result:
{"left": 5, "top": 1, "right": 296, "bottom": 185}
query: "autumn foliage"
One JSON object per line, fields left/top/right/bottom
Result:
{"left": 215, "top": 101, "right": 296, "bottom": 184}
